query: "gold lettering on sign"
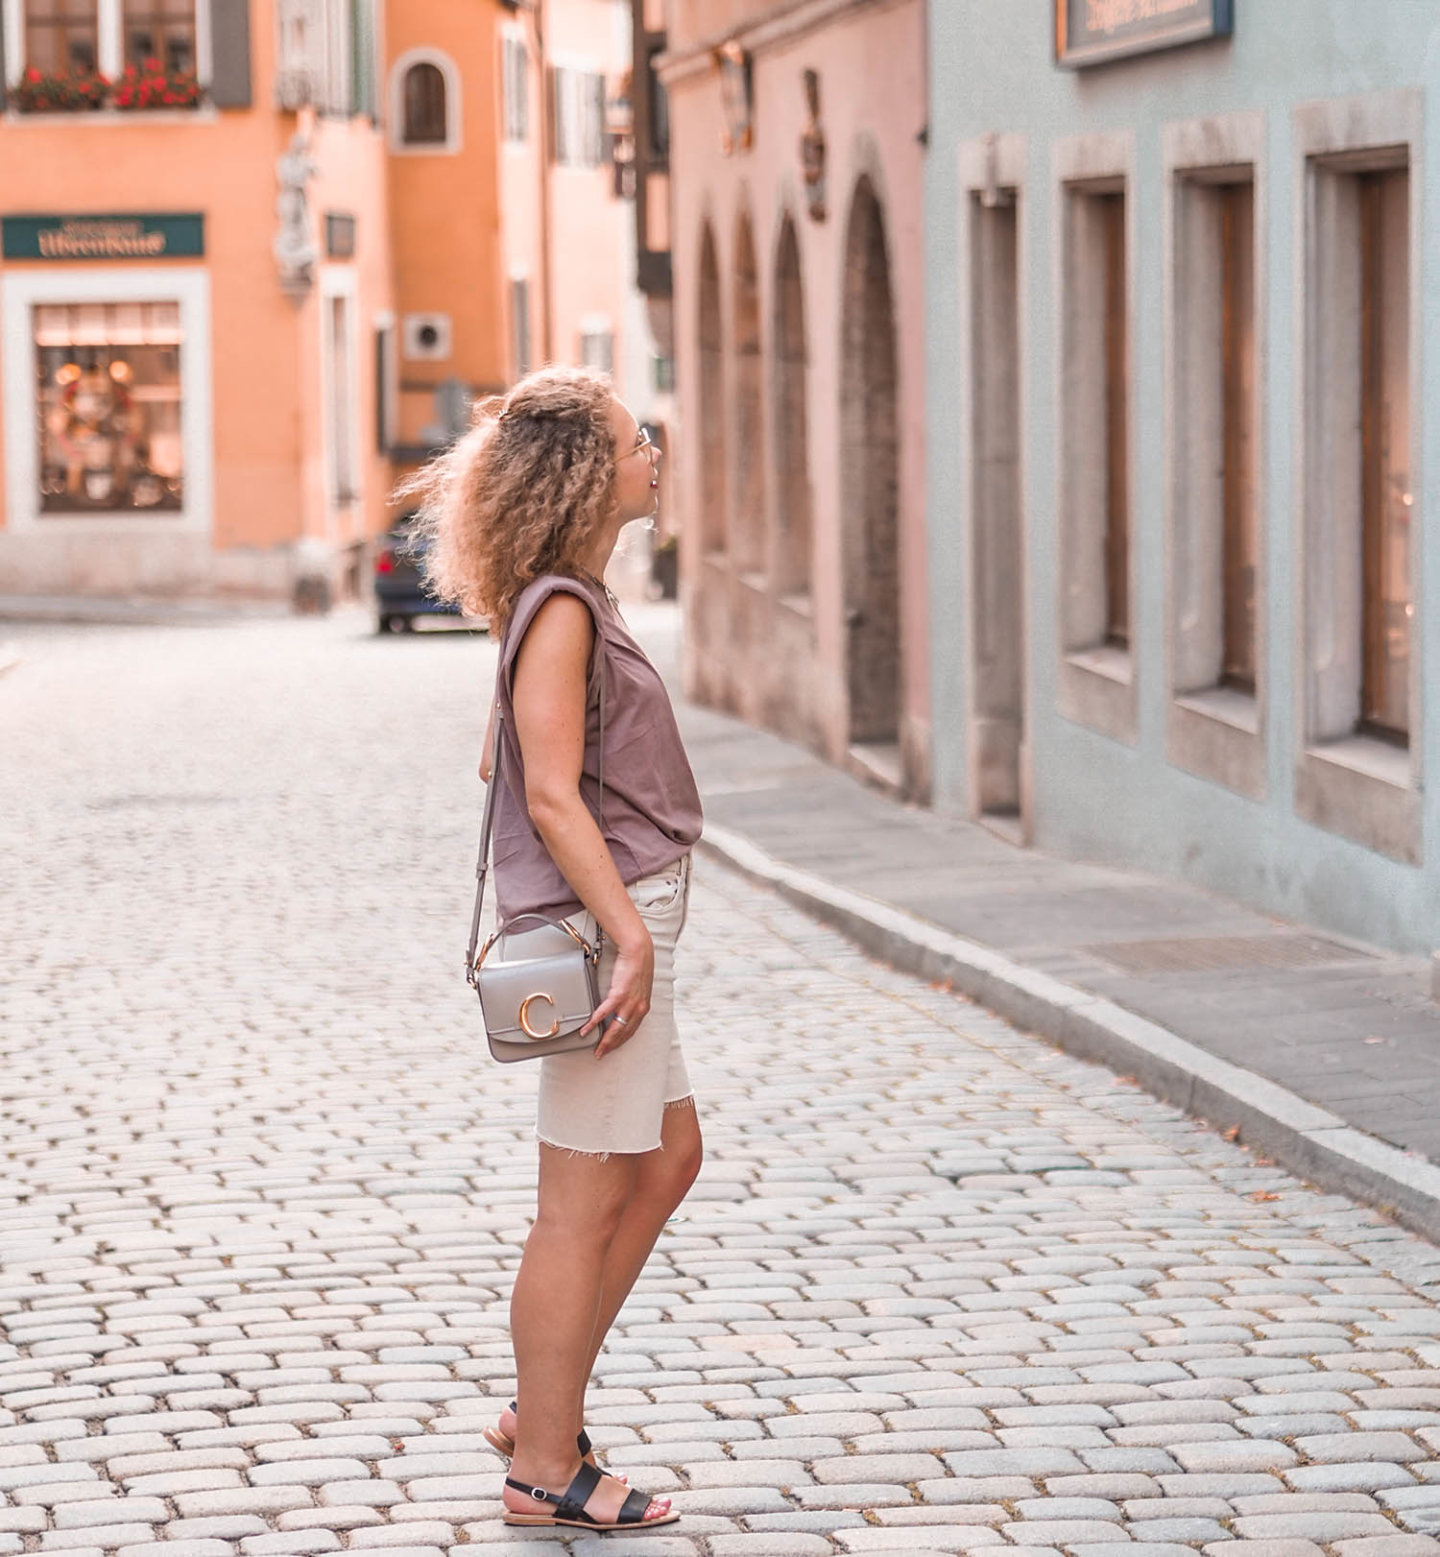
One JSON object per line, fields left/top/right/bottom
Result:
{"left": 1085, "top": 0, "right": 1195, "bottom": 33}
{"left": 37, "top": 220, "right": 169, "bottom": 259}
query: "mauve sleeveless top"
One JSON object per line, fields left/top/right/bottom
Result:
{"left": 491, "top": 573, "right": 703, "bottom": 923}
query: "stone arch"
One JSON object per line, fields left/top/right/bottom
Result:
{"left": 697, "top": 224, "right": 727, "bottom": 556}
{"left": 839, "top": 175, "right": 901, "bottom": 747}
{"left": 731, "top": 211, "right": 765, "bottom": 576}
{"left": 772, "top": 214, "right": 812, "bottom": 597}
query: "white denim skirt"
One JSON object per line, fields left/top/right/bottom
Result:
{"left": 536, "top": 853, "right": 693, "bottom": 1157}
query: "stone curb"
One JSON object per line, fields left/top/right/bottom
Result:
{"left": 699, "top": 822, "right": 1440, "bottom": 1243}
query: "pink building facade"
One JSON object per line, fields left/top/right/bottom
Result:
{"left": 660, "top": 0, "right": 930, "bottom": 797}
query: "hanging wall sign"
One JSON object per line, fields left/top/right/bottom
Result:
{"left": 2, "top": 213, "right": 205, "bottom": 261}
{"left": 1056, "top": 0, "right": 1232, "bottom": 68}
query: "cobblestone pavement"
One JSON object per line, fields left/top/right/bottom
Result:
{"left": 10, "top": 613, "right": 1440, "bottom": 1557}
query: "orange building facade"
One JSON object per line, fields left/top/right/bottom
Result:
{"left": 0, "top": 0, "right": 650, "bottom": 605}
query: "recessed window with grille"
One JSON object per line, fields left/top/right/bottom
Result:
{"left": 25, "top": 0, "right": 100, "bottom": 73}
{"left": 403, "top": 61, "right": 447, "bottom": 144}
{"left": 510, "top": 278, "right": 531, "bottom": 381}
{"left": 502, "top": 35, "right": 528, "bottom": 142}
{"left": 552, "top": 64, "right": 605, "bottom": 167}
{"left": 1219, "top": 181, "right": 1258, "bottom": 691}
{"left": 1358, "top": 167, "right": 1411, "bottom": 745}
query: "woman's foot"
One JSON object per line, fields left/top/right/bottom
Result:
{"left": 502, "top": 1456, "right": 672, "bottom": 1528}
{"left": 488, "top": 1401, "right": 618, "bottom": 1476}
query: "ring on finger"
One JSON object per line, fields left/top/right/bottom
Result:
{"left": 612, "top": 1014, "right": 630, "bottom": 1026}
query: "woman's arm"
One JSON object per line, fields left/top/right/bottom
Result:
{"left": 510, "top": 592, "right": 653, "bottom": 1056}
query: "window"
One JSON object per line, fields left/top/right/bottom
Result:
{"left": 510, "top": 278, "right": 531, "bottom": 381}
{"left": 349, "top": 0, "right": 376, "bottom": 120}
{"left": 402, "top": 61, "right": 446, "bottom": 144}
{"left": 552, "top": 64, "right": 605, "bottom": 167}
{"left": 121, "top": 0, "right": 195, "bottom": 72}
{"left": 24, "top": 0, "right": 99, "bottom": 73}
{"left": 1061, "top": 181, "right": 1130, "bottom": 657}
{"left": 374, "top": 319, "right": 396, "bottom": 455}
{"left": 1218, "top": 181, "right": 1258, "bottom": 692}
{"left": 1358, "top": 167, "right": 1411, "bottom": 744}
{"left": 326, "top": 291, "right": 358, "bottom": 507}
{"left": 1055, "top": 132, "right": 1135, "bottom": 744}
{"left": 1295, "top": 89, "right": 1421, "bottom": 864}
{"left": 35, "top": 301, "right": 184, "bottom": 514}
{"left": 578, "top": 321, "right": 613, "bottom": 375}
{"left": 502, "top": 34, "right": 527, "bottom": 142}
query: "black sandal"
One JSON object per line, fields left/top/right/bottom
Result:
{"left": 503, "top": 1460, "right": 678, "bottom": 1531}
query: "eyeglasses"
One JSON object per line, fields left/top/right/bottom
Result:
{"left": 619, "top": 429, "right": 660, "bottom": 464}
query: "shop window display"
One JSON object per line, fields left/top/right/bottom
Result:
{"left": 36, "top": 301, "right": 184, "bottom": 514}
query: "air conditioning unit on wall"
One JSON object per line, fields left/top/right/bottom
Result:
{"left": 403, "top": 313, "right": 453, "bottom": 362}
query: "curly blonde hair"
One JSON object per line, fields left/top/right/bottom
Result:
{"left": 397, "top": 365, "right": 619, "bottom": 628}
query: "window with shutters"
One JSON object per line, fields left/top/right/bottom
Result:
{"left": 24, "top": 0, "right": 100, "bottom": 74}
{"left": 121, "top": 0, "right": 195, "bottom": 73}
{"left": 552, "top": 63, "right": 605, "bottom": 167}
{"left": 502, "top": 33, "right": 527, "bottom": 143}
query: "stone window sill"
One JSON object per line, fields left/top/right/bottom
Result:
{"left": 1296, "top": 733, "right": 1419, "bottom": 865}
{"left": 1058, "top": 643, "right": 1136, "bottom": 745}
{"left": 1066, "top": 643, "right": 1133, "bottom": 685}
{"left": 1169, "top": 684, "right": 1264, "bottom": 800}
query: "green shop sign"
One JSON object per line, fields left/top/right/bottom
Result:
{"left": 2, "top": 213, "right": 205, "bottom": 261}
{"left": 1056, "top": 0, "right": 1232, "bottom": 67}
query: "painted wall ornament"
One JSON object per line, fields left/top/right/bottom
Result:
{"left": 800, "top": 68, "right": 826, "bottom": 221}
{"left": 714, "top": 40, "right": 752, "bottom": 156}
{"left": 274, "top": 128, "right": 319, "bottom": 297}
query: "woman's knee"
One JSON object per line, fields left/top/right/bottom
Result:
{"left": 534, "top": 1152, "right": 635, "bottom": 1247}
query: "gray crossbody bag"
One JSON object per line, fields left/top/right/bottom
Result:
{"left": 465, "top": 668, "right": 607, "bottom": 1064}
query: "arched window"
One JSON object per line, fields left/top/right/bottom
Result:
{"left": 403, "top": 62, "right": 446, "bottom": 143}
{"left": 698, "top": 225, "right": 727, "bottom": 557}
{"left": 773, "top": 215, "right": 811, "bottom": 598}
{"left": 731, "top": 211, "right": 764, "bottom": 577}
{"left": 389, "top": 50, "right": 461, "bottom": 153}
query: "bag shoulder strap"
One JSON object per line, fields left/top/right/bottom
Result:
{"left": 465, "top": 633, "right": 607, "bottom": 984}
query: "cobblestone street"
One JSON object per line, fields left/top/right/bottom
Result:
{"left": 12, "top": 610, "right": 1440, "bottom": 1557}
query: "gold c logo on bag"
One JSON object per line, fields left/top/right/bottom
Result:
{"left": 519, "top": 992, "right": 559, "bottom": 1039}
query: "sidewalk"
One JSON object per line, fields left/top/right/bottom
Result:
{"left": 671, "top": 679, "right": 1440, "bottom": 1241}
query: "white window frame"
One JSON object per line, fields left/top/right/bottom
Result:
{"left": 4, "top": 0, "right": 212, "bottom": 90}
{"left": 551, "top": 54, "right": 604, "bottom": 169}
{"left": 1293, "top": 87, "right": 1423, "bottom": 864}
{"left": 2, "top": 264, "right": 212, "bottom": 537}
{"left": 1053, "top": 129, "right": 1137, "bottom": 746}
{"left": 501, "top": 28, "right": 527, "bottom": 144}
{"left": 320, "top": 265, "right": 361, "bottom": 521}
{"left": 1163, "top": 109, "right": 1266, "bottom": 802}
{"left": 387, "top": 45, "right": 461, "bottom": 155}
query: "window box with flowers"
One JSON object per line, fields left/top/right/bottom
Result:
{"left": 14, "top": 67, "right": 108, "bottom": 112}
{"left": 112, "top": 58, "right": 202, "bottom": 110}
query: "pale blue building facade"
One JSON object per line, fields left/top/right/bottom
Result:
{"left": 924, "top": 0, "right": 1440, "bottom": 953}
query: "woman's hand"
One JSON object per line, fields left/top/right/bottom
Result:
{"left": 585, "top": 927, "right": 654, "bottom": 1057}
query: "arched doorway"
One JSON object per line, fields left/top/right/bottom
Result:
{"left": 773, "top": 216, "right": 811, "bottom": 597}
{"left": 732, "top": 213, "right": 764, "bottom": 575}
{"left": 697, "top": 225, "right": 726, "bottom": 556}
{"left": 839, "top": 177, "right": 901, "bottom": 753}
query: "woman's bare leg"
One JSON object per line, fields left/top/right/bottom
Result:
{"left": 503, "top": 1143, "right": 670, "bottom": 1523}
{"left": 579, "top": 1101, "right": 703, "bottom": 1414}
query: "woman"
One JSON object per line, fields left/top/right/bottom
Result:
{"left": 407, "top": 366, "right": 702, "bottom": 1533}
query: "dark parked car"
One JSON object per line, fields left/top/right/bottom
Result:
{"left": 374, "top": 516, "right": 474, "bottom": 633}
